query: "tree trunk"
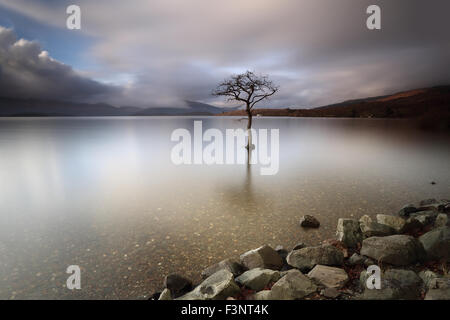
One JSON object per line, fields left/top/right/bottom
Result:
{"left": 246, "top": 104, "right": 252, "bottom": 149}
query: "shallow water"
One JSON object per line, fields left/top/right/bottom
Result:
{"left": 0, "top": 116, "right": 449, "bottom": 299}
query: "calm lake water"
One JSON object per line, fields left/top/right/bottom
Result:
{"left": 0, "top": 116, "right": 449, "bottom": 299}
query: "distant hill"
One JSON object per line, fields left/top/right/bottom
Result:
{"left": 2, "top": 86, "right": 449, "bottom": 124}
{"left": 0, "top": 97, "right": 234, "bottom": 116}
{"left": 217, "top": 86, "right": 450, "bottom": 121}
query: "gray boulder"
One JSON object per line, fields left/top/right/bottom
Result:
{"left": 270, "top": 269, "right": 318, "bottom": 300}
{"left": 163, "top": 274, "right": 193, "bottom": 298}
{"left": 177, "top": 269, "right": 240, "bottom": 300}
{"left": 360, "top": 221, "right": 396, "bottom": 238}
{"left": 336, "top": 219, "right": 363, "bottom": 248}
{"left": 307, "top": 265, "right": 349, "bottom": 289}
{"left": 287, "top": 244, "right": 344, "bottom": 271}
{"left": 235, "top": 268, "right": 280, "bottom": 291}
{"left": 419, "top": 227, "right": 450, "bottom": 262}
{"left": 360, "top": 235, "right": 425, "bottom": 266}
{"left": 359, "top": 268, "right": 423, "bottom": 300}
{"left": 240, "top": 245, "right": 283, "bottom": 270}
{"left": 299, "top": 215, "right": 320, "bottom": 228}
{"left": 201, "top": 258, "right": 247, "bottom": 279}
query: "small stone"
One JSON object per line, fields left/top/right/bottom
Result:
{"left": 177, "top": 270, "right": 240, "bottom": 300}
{"left": 336, "top": 219, "right": 362, "bottom": 248}
{"left": 163, "top": 274, "right": 193, "bottom": 298}
{"left": 299, "top": 215, "right": 320, "bottom": 228}
{"left": 398, "top": 204, "right": 418, "bottom": 217}
{"left": 307, "top": 265, "right": 349, "bottom": 289}
{"left": 348, "top": 253, "right": 365, "bottom": 266}
{"left": 240, "top": 245, "right": 283, "bottom": 270}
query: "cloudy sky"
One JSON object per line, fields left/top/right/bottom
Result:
{"left": 0, "top": 0, "right": 449, "bottom": 109}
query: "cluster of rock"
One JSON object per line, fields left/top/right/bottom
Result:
{"left": 154, "top": 199, "right": 449, "bottom": 300}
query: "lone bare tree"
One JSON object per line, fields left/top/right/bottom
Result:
{"left": 213, "top": 71, "right": 278, "bottom": 148}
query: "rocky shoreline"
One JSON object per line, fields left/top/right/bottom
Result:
{"left": 151, "top": 199, "right": 450, "bottom": 300}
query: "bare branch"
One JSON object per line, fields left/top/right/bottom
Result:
{"left": 213, "top": 70, "right": 278, "bottom": 112}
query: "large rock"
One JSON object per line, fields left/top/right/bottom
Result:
{"left": 286, "top": 244, "right": 344, "bottom": 271}
{"left": 177, "top": 269, "right": 240, "bottom": 300}
{"left": 299, "top": 215, "right": 320, "bottom": 228}
{"left": 360, "top": 221, "right": 396, "bottom": 238}
{"left": 201, "top": 258, "right": 247, "bottom": 279}
{"left": 359, "top": 268, "right": 423, "bottom": 300}
{"left": 235, "top": 268, "right": 280, "bottom": 291}
{"left": 360, "top": 235, "right": 425, "bottom": 266}
{"left": 419, "top": 227, "right": 450, "bottom": 261}
{"left": 270, "top": 269, "right": 318, "bottom": 300}
{"left": 336, "top": 219, "right": 363, "bottom": 248}
{"left": 307, "top": 265, "right": 349, "bottom": 289}
{"left": 240, "top": 245, "right": 283, "bottom": 270}
{"left": 163, "top": 274, "right": 193, "bottom": 298}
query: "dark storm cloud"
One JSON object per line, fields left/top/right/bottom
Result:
{"left": 0, "top": 26, "right": 119, "bottom": 102}
{"left": 0, "top": 0, "right": 449, "bottom": 107}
